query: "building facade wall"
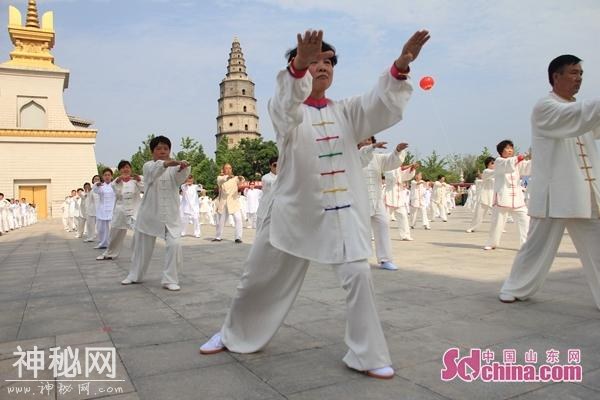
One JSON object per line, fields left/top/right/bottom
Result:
{"left": 0, "top": 138, "right": 97, "bottom": 218}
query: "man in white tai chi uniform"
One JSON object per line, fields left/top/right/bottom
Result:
{"left": 499, "top": 54, "right": 600, "bottom": 307}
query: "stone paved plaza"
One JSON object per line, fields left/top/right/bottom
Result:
{"left": 1, "top": 207, "right": 599, "bottom": 400}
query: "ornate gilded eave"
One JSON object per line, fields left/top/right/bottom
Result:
{"left": 2, "top": 2, "right": 61, "bottom": 71}
{"left": 0, "top": 129, "right": 97, "bottom": 139}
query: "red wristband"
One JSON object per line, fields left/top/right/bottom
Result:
{"left": 390, "top": 63, "right": 410, "bottom": 80}
{"left": 287, "top": 57, "right": 308, "bottom": 78}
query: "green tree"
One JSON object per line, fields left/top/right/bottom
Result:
{"left": 419, "top": 150, "right": 453, "bottom": 181}
{"left": 175, "top": 136, "right": 219, "bottom": 194}
{"left": 403, "top": 150, "right": 417, "bottom": 166}
{"left": 214, "top": 136, "right": 278, "bottom": 181}
{"left": 96, "top": 162, "right": 112, "bottom": 176}
{"left": 130, "top": 134, "right": 155, "bottom": 174}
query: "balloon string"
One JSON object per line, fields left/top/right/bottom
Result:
{"left": 427, "top": 94, "right": 454, "bottom": 156}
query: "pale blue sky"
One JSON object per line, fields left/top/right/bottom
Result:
{"left": 2, "top": 0, "right": 599, "bottom": 165}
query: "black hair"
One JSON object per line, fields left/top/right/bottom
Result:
{"left": 0, "top": 193, "right": 3, "bottom": 197}
{"left": 150, "top": 135, "right": 172, "bottom": 152}
{"left": 269, "top": 156, "right": 278, "bottom": 166}
{"left": 117, "top": 160, "right": 132, "bottom": 171}
{"left": 286, "top": 41, "right": 338, "bottom": 66}
{"left": 437, "top": 175, "right": 445, "bottom": 180}
{"left": 484, "top": 156, "right": 495, "bottom": 168}
{"left": 77, "top": 188, "right": 84, "bottom": 192}
{"left": 496, "top": 140, "right": 514, "bottom": 155}
{"left": 101, "top": 168, "right": 113, "bottom": 176}
{"left": 370, "top": 136, "right": 376, "bottom": 144}
{"left": 83, "top": 182, "right": 91, "bottom": 188}
{"left": 548, "top": 54, "right": 582, "bottom": 86}
{"left": 92, "top": 174, "right": 101, "bottom": 182}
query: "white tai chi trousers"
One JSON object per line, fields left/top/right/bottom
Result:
{"left": 246, "top": 212, "right": 258, "bottom": 229}
{"left": 391, "top": 207, "right": 412, "bottom": 240}
{"left": 486, "top": 207, "right": 529, "bottom": 248}
{"left": 431, "top": 201, "right": 447, "bottom": 221}
{"left": 76, "top": 217, "right": 86, "bottom": 238}
{"left": 220, "top": 211, "right": 392, "bottom": 371}
{"left": 126, "top": 229, "right": 181, "bottom": 285}
{"left": 181, "top": 214, "right": 201, "bottom": 237}
{"left": 410, "top": 206, "right": 430, "bottom": 229}
{"left": 500, "top": 212, "right": 600, "bottom": 309}
{"left": 370, "top": 203, "right": 394, "bottom": 263}
{"left": 215, "top": 205, "right": 243, "bottom": 241}
{"left": 467, "top": 203, "right": 493, "bottom": 232}
{"left": 84, "top": 216, "right": 97, "bottom": 241}
{"left": 102, "top": 227, "right": 128, "bottom": 258}
{"left": 200, "top": 212, "right": 215, "bottom": 226}
{"left": 96, "top": 219, "right": 111, "bottom": 248}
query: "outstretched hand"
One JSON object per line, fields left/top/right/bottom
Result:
{"left": 293, "top": 30, "right": 335, "bottom": 71}
{"left": 394, "top": 30, "right": 431, "bottom": 72}
{"left": 396, "top": 143, "right": 409, "bottom": 152}
{"left": 373, "top": 141, "right": 388, "bottom": 149}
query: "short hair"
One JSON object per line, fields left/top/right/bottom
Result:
{"left": 92, "top": 174, "right": 101, "bottom": 182}
{"left": 269, "top": 156, "right": 278, "bottom": 166}
{"left": 77, "top": 188, "right": 84, "bottom": 192}
{"left": 437, "top": 174, "right": 445, "bottom": 180}
{"left": 83, "top": 182, "right": 91, "bottom": 188}
{"left": 496, "top": 140, "right": 514, "bottom": 155}
{"left": 0, "top": 193, "right": 3, "bottom": 197}
{"left": 150, "top": 135, "right": 172, "bottom": 152}
{"left": 117, "top": 160, "right": 132, "bottom": 171}
{"left": 484, "top": 156, "right": 496, "bottom": 168}
{"left": 370, "top": 136, "right": 376, "bottom": 144}
{"left": 548, "top": 54, "right": 582, "bottom": 86}
{"left": 286, "top": 41, "right": 338, "bottom": 66}
{"left": 101, "top": 168, "right": 113, "bottom": 176}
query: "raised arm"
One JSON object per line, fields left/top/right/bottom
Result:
{"left": 533, "top": 97, "right": 600, "bottom": 139}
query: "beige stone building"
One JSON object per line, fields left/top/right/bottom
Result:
{"left": 0, "top": 0, "right": 98, "bottom": 219}
{"left": 216, "top": 37, "right": 260, "bottom": 148}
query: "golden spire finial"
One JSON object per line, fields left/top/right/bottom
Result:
{"left": 26, "top": 0, "right": 40, "bottom": 28}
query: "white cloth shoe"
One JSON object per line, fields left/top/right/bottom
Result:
{"left": 499, "top": 293, "right": 517, "bottom": 303}
{"left": 483, "top": 245, "right": 495, "bottom": 250}
{"left": 366, "top": 366, "right": 395, "bottom": 379}
{"left": 380, "top": 261, "right": 399, "bottom": 271}
{"left": 121, "top": 278, "right": 134, "bottom": 285}
{"left": 199, "top": 333, "right": 225, "bottom": 354}
{"left": 162, "top": 283, "right": 181, "bottom": 291}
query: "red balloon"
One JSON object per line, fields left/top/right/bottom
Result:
{"left": 419, "top": 76, "right": 435, "bottom": 91}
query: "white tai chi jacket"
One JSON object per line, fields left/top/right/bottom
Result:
{"left": 432, "top": 181, "right": 447, "bottom": 205}
{"left": 478, "top": 169, "right": 495, "bottom": 207}
{"left": 93, "top": 183, "right": 116, "bottom": 221}
{"left": 384, "top": 167, "right": 415, "bottom": 209}
{"left": 244, "top": 188, "right": 263, "bottom": 214}
{"left": 527, "top": 92, "right": 600, "bottom": 218}
{"left": 409, "top": 180, "right": 427, "bottom": 208}
{"left": 180, "top": 184, "right": 201, "bottom": 216}
{"left": 111, "top": 179, "right": 144, "bottom": 229}
{"left": 135, "top": 160, "right": 190, "bottom": 238}
{"left": 493, "top": 156, "right": 531, "bottom": 209}
{"left": 359, "top": 145, "right": 405, "bottom": 216}
{"left": 267, "top": 66, "right": 413, "bottom": 264}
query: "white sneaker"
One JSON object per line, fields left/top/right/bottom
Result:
{"left": 466, "top": 229, "right": 474, "bottom": 233}
{"left": 121, "top": 278, "right": 134, "bottom": 285}
{"left": 162, "top": 283, "right": 181, "bottom": 291}
{"left": 199, "top": 333, "right": 225, "bottom": 354}
{"left": 483, "top": 245, "right": 495, "bottom": 250}
{"left": 380, "top": 261, "right": 399, "bottom": 271}
{"left": 366, "top": 366, "right": 395, "bottom": 379}
{"left": 499, "top": 293, "right": 517, "bottom": 303}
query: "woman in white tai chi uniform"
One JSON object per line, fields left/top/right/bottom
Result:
{"left": 199, "top": 29, "right": 430, "bottom": 380}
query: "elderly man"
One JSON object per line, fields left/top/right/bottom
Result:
{"left": 499, "top": 55, "right": 600, "bottom": 307}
